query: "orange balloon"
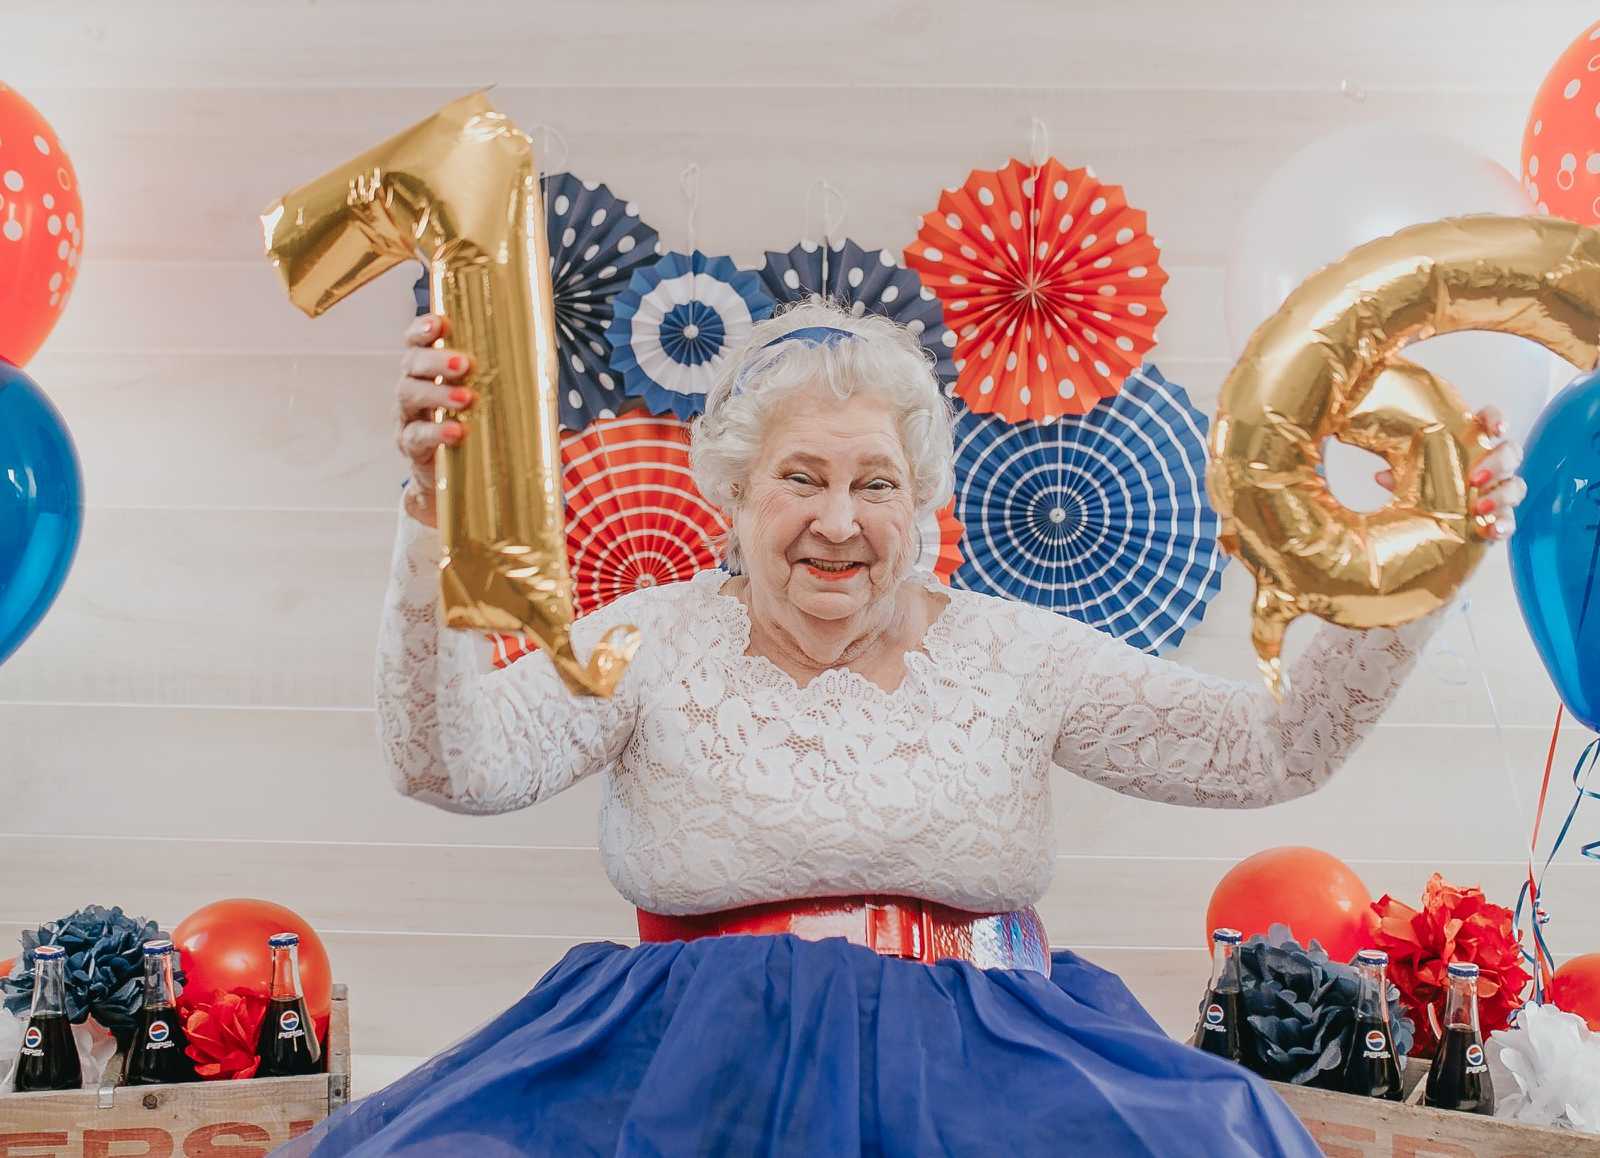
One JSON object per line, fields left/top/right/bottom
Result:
{"left": 0, "top": 83, "right": 84, "bottom": 365}
{"left": 173, "top": 899, "right": 332, "bottom": 1036}
{"left": 0, "top": 956, "right": 13, "bottom": 978}
{"left": 1522, "top": 19, "right": 1600, "bottom": 225}
{"left": 1206, "top": 846, "right": 1374, "bottom": 964}
{"left": 1549, "top": 952, "right": 1600, "bottom": 1031}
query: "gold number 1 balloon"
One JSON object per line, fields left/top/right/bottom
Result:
{"left": 260, "top": 91, "right": 638, "bottom": 696}
{"left": 1210, "top": 215, "right": 1600, "bottom": 697}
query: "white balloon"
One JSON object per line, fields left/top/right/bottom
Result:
{"left": 1225, "top": 123, "right": 1565, "bottom": 470}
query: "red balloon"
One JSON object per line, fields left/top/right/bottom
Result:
{"left": 1549, "top": 952, "right": 1600, "bottom": 1031}
{"left": 1206, "top": 846, "right": 1374, "bottom": 964}
{"left": 0, "top": 83, "right": 83, "bottom": 365}
{"left": 1522, "top": 19, "right": 1600, "bottom": 225}
{"left": 173, "top": 899, "right": 332, "bottom": 1037}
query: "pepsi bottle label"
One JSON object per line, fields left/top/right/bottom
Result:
{"left": 257, "top": 997, "right": 322, "bottom": 1077}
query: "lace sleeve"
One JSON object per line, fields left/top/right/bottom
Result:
{"left": 373, "top": 503, "right": 649, "bottom": 815}
{"left": 1049, "top": 609, "right": 1446, "bottom": 808}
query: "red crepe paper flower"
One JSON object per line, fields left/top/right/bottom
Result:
{"left": 1370, "top": 874, "right": 1530, "bottom": 1057}
{"left": 180, "top": 987, "right": 267, "bottom": 1080}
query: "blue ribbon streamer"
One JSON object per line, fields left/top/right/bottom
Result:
{"left": 1514, "top": 735, "right": 1600, "bottom": 1001}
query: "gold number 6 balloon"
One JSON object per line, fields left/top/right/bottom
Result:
{"left": 1209, "top": 215, "right": 1600, "bottom": 697}
{"left": 260, "top": 92, "right": 638, "bottom": 696}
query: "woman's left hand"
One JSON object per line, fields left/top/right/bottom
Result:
{"left": 1374, "top": 405, "right": 1525, "bottom": 540}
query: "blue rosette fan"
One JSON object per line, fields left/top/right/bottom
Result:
{"left": 951, "top": 364, "right": 1226, "bottom": 653}
{"left": 606, "top": 250, "right": 774, "bottom": 420}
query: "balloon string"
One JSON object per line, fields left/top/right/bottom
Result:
{"left": 1516, "top": 723, "right": 1600, "bottom": 998}
{"left": 679, "top": 163, "right": 701, "bottom": 255}
{"left": 1461, "top": 601, "right": 1555, "bottom": 998}
{"left": 1514, "top": 703, "right": 1568, "bottom": 999}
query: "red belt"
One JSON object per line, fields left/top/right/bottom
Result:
{"left": 637, "top": 896, "right": 1051, "bottom": 975}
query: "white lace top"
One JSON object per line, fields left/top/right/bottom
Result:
{"left": 377, "top": 509, "right": 1438, "bottom": 916}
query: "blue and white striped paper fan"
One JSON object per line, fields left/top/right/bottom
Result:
{"left": 606, "top": 250, "right": 774, "bottom": 420}
{"left": 413, "top": 172, "right": 660, "bottom": 429}
{"left": 758, "top": 239, "right": 958, "bottom": 386}
{"left": 951, "top": 364, "right": 1226, "bottom": 654}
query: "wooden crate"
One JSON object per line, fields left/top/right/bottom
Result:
{"left": 0, "top": 984, "right": 349, "bottom": 1155}
{"left": 1271, "top": 1059, "right": 1600, "bottom": 1157}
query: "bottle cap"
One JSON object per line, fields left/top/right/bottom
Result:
{"left": 268, "top": 932, "right": 301, "bottom": 948}
{"left": 1211, "top": 928, "right": 1243, "bottom": 945}
{"left": 141, "top": 939, "right": 174, "bottom": 956}
{"left": 34, "top": 945, "right": 65, "bottom": 960}
{"left": 1355, "top": 949, "right": 1389, "bottom": 965}
{"left": 1446, "top": 961, "right": 1480, "bottom": 979}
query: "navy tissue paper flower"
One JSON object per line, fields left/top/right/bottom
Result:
{"left": 2, "top": 905, "right": 182, "bottom": 1030}
{"left": 1235, "top": 924, "right": 1414, "bottom": 1086}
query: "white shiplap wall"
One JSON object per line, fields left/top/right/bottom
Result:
{"left": 3, "top": 1, "right": 1597, "bottom": 1060}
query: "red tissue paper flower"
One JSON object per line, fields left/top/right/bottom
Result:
{"left": 1369, "top": 873, "right": 1529, "bottom": 1057}
{"left": 180, "top": 987, "right": 268, "bottom": 1080}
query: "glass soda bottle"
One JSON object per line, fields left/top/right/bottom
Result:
{"left": 1424, "top": 961, "right": 1495, "bottom": 1114}
{"left": 14, "top": 944, "right": 81, "bottom": 1091}
{"left": 1340, "top": 948, "right": 1403, "bottom": 1100}
{"left": 256, "top": 932, "right": 322, "bottom": 1077}
{"left": 1195, "top": 928, "right": 1248, "bottom": 1061}
{"left": 125, "top": 939, "right": 196, "bottom": 1084}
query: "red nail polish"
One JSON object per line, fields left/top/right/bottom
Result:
{"left": 1475, "top": 497, "right": 1496, "bottom": 515}
{"left": 448, "top": 355, "right": 465, "bottom": 374}
{"left": 1469, "top": 468, "right": 1491, "bottom": 487}
{"left": 450, "top": 388, "right": 472, "bottom": 407}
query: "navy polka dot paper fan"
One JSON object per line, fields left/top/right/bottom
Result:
{"left": 606, "top": 250, "right": 775, "bottom": 420}
{"left": 546, "top": 173, "right": 662, "bottom": 427}
{"left": 758, "top": 238, "right": 958, "bottom": 386}
{"left": 412, "top": 171, "right": 661, "bottom": 429}
{"left": 951, "top": 363, "right": 1227, "bottom": 655}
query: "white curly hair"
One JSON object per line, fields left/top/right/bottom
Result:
{"left": 689, "top": 298, "right": 955, "bottom": 573}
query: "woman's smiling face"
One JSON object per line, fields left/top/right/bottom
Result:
{"left": 734, "top": 389, "right": 918, "bottom": 623}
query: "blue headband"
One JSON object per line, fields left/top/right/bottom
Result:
{"left": 729, "top": 325, "right": 857, "bottom": 396}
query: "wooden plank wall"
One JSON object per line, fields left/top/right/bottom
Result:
{"left": 2, "top": 1, "right": 1595, "bottom": 1059}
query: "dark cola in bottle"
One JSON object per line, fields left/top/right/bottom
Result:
{"left": 125, "top": 939, "right": 196, "bottom": 1085}
{"left": 14, "top": 944, "right": 81, "bottom": 1091}
{"left": 1340, "top": 948, "right": 1403, "bottom": 1100}
{"left": 1424, "top": 961, "right": 1495, "bottom": 1114}
{"left": 1195, "top": 928, "right": 1248, "bottom": 1062}
{"left": 256, "top": 932, "right": 322, "bottom": 1077}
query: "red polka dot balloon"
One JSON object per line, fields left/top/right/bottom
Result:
{"left": 0, "top": 83, "right": 82, "bottom": 366}
{"left": 1522, "top": 19, "right": 1600, "bottom": 225}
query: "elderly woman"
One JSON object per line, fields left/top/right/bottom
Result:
{"left": 290, "top": 299, "right": 1523, "bottom": 1157}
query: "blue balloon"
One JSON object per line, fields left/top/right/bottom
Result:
{"left": 1509, "top": 369, "right": 1600, "bottom": 731}
{"left": 0, "top": 358, "right": 82, "bottom": 667}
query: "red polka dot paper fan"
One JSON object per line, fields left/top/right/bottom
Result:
{"left": 906, "top": 158, "right": 1167, "bottom": 422}
{"left": 486, "top": 414, "right": 728, "bottom": 669}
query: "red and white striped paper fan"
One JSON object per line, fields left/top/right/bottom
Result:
{"left": 487, "top": 414, "right": 728, "bottom": 669}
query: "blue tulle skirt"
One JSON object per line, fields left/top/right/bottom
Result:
{"left": 278, "top": 936, "right": 1316, "bottom": 1157}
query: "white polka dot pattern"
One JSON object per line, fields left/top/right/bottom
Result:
{"left": 0, "top": 82, "right": 83, "bottom": 363}
{"left": 905, "top": 158, "right": 1166, "bottom": 423}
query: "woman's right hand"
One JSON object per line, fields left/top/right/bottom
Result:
{"left": 396, "top": 314, "right": 474, "bottom": 528}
